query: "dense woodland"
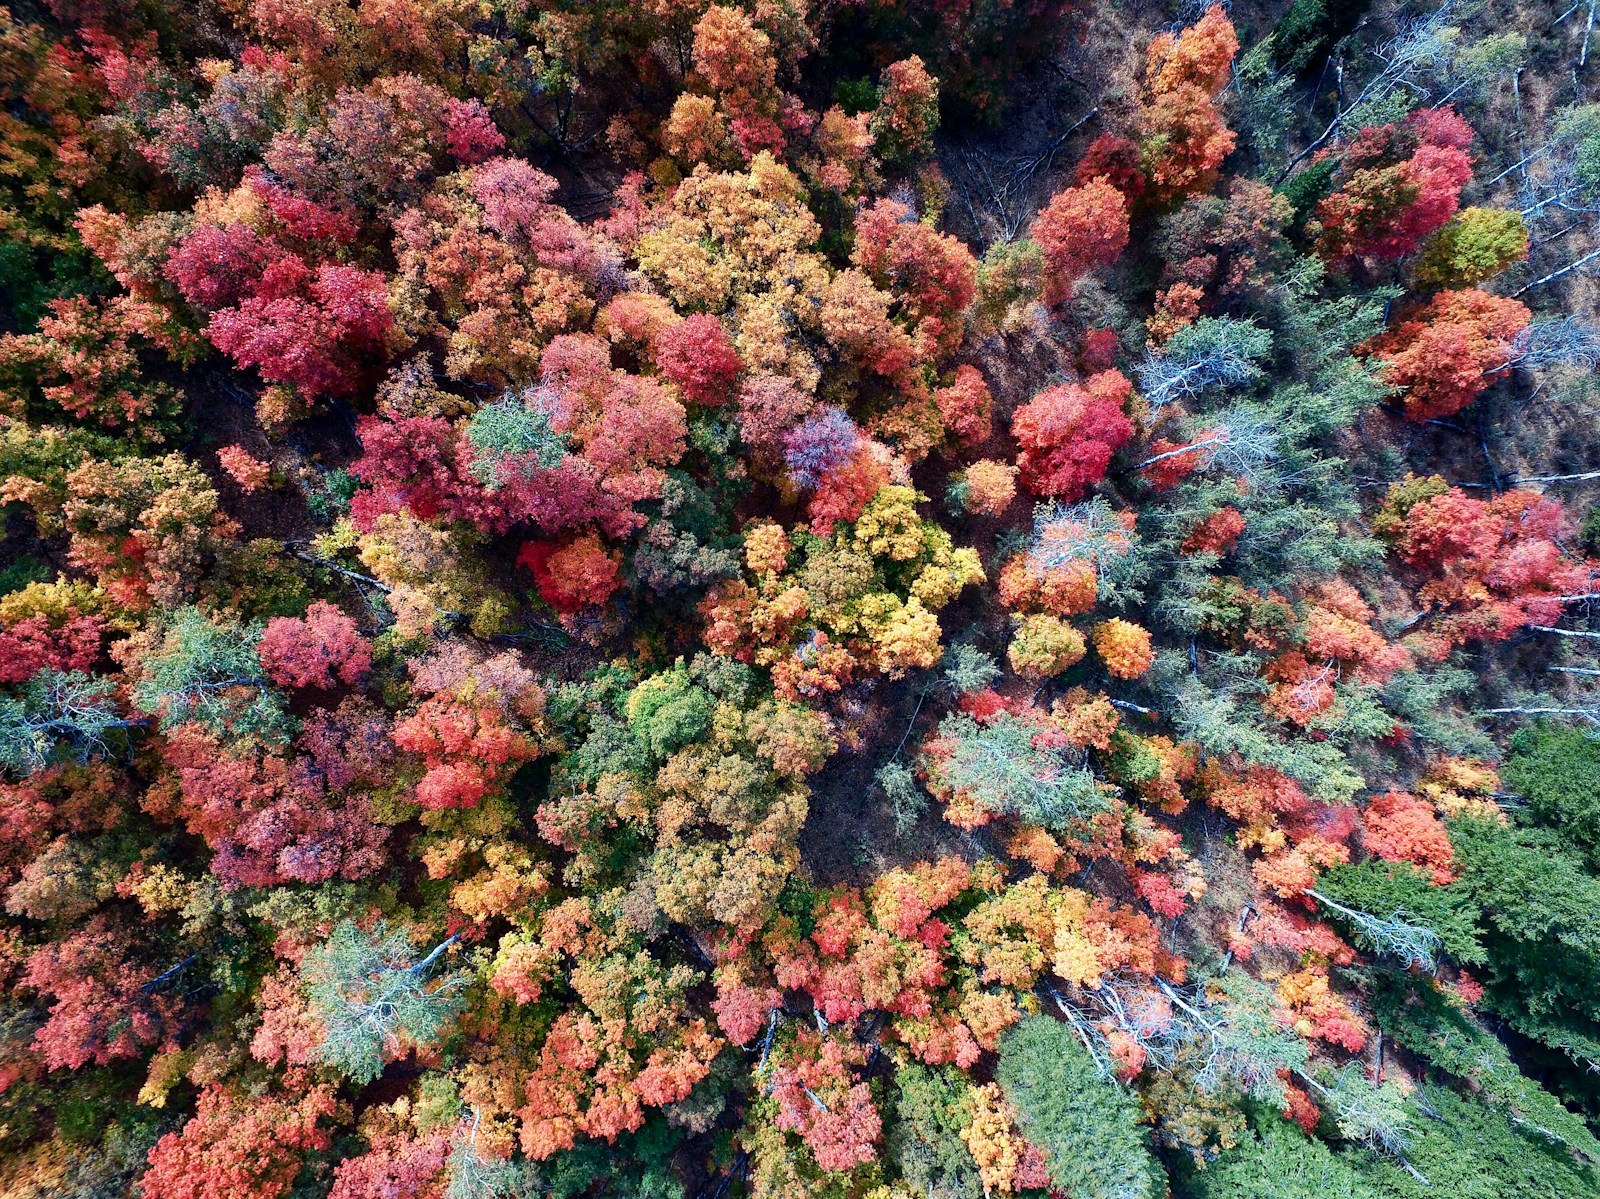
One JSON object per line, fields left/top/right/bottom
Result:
{"left": 7, "top": 0, "right": 1600, "bottom": 1193}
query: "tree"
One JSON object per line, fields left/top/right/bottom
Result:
{"left": 996, "top": 1016, "right": 1166, "bottom": 1199}
{"left": 140, "top": 1083, "right": 338, "bottom": 1199}
{"left": 1313, "top": 860, "right": 1483, "bottom": 967}
{"left": 871, "top": 57, "right": 940, "bottom": 162}
{"left": 920, "top": 708, "right": 1107, "bottom": 830}
{"left": 766, "top": 1028, "right": 882, "bottom": 1172}
{"left": 950, "top": 459, "right": 1017, "bottom": 516}
{"left": 130, "top": 606, "right": 289, "bottom": 742}
{"left": 519, "top": 534, "right": 624, "bottom": 615}
{"left": 1314, "top": 108, "right": 1476, "bottom": 262}
{"left": 301, "top": 920, "right": 467, "bottom": 1085}
{"left": 1417, "top": 207, "right": 1529, "bottom": 285}
{"left": 1360, "top": 288, "right": 1529, "bottom": 420}
{"left": 1504, "top": 721, "right": 1600, "bottom": 867}
{"left": 1139, "top": 7, "right": 1239, "bottom": 204}
{"left": 23, "top": 915, "right": 184, "bottom": 1070}
{"left": 1012, "top": 370, "right": 1135, "bottom": 499}
{"left": 257, "top": 601, "right": 372, "bottom": 691}
{"left": 1135, "top": 317, "right": 1272, "bottom": 410}
{"left": 1093, "top": 618, "right": 1155, "bottom": 679}
{"left": 1008, "top": 614, "right": 1086, "bottom": 677}
{"left": 1029, "top": 177, "right": 1130, "bottom": 306}
{"left": 0, "top": 669, "right": 130, "bottom": 776}
{"left": 206, "top": 263, "right": 391, "bottom": 398}
{"left": 886, "top": 1063, "right": 983, "bottom": 1199}
{"left": 654, "top": 313, "right": 741, "bottom": 406}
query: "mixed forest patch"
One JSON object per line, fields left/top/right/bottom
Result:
{"left": 6, "top": 0, "right": 1600, "bottom": 1194}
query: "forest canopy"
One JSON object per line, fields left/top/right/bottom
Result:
{"left": 6, "top": 0, "right": 1600, "bottom": 1194}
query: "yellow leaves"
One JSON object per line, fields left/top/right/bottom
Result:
{"left": 138, "top": 1049, "right": 194, "bottom": 1108}
{"left": 451, "top": 841, "right": 551, "bottom": 925}
{"left": 743, "top": 519, "right": 791, "bottom": 577}
{"left": 911, "top": 547, "right": 984, "bottom": 608}
{"left": 863, "top": 593, "right": 943, "bottom": 675}
{"left": 1007, "top": 613, "right": 1087, "bottom": 678}
{"left": 851, "top": 485, "right": 927, "bottom": 561}
{"left": 663, "top": 94, "right": 731, "bottom": 167}
{"left": 1417, "top": 756, "right": 1506, "bottom": 823}
{"left": 125, "top": 863, "right": 193, "bottom": 917}
{"left": 961, "top": 1084, "right": 1032, "bottom": 1196}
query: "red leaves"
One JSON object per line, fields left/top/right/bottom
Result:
{"left": 393, "top": 695, "right": 539, "bottom": 809}
{"left": 0, "top": 614, "right": 104, "bottom": 683}
{"left": 654, "top": 313, "right": 741, "bottom": 406}
{"left": 206, "top": 263, "right": 390, "bottom": 398}
{"left": 1030, "top": 177, "right": 1130, "bottom": 306}
{"left": 1361, "top": 791, "right": 1455, "bottom": 884}
{"left": 1379, "top": 480, "right": 1586, "bottom": 647}
{"left": 23, "top": 916, "right": 181, "bottom": 1070}
{"left": 853, "top": 199, "right": 979, "bottom": 363}
{"left": 769, "top": 1029, "right": 882, "bottom": 1172}
{"left": 518, "top": 534, "right": 624, "bottom": 615}
{"left": 1012, "top": 369, "right": 1135, "bottom": 499}
{"left": 161, "top": 719, "right": 390, "bottom": 887}
{"left": 258, "top": 601, "right": 371, "bottom": 691}
{"left": 1316, "top": 108, "right": 1475, "bottom": 262}
{"left": 933, "top": 364, "right": 994, "bottom": 447}
{"left": 141, "top": 1082, "right": 337, "bottom": 1199}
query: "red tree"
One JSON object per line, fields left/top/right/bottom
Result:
{"left": 654, "top": 313, "right": 741, "bottom": 406}
{"left": 1362, "top": 288, "right": 1529, "bottom": 420}
{"left": 23, "top": 916, "right": 182, "bottom": 1070}
{"left": 1011, "top": 370, "right": 1135, "bottom": 499}
{"left": 1030, "top": 177, "right": 1130, "bottom": 306}
{"left": 1316, "top": 108, "right": 1475, "bottom": 261}
{"left": 258, "top": 601, "right": 372, "bottom": 691}
{"left": 140, "top": 1083, "right": 338, "bottom": 1199}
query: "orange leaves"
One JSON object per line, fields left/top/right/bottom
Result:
{"left": 1276, "top": 967, "right": 1367, "bottom": 1052}
{"left": 961, "top": 1084, "right": 1051, "bottom": 1195}
{"left": 1361, "top": 288, "right": 1530, "bottom": 420}
{"left": 1145, "top": 4, "right": 1239, "bottom": 97}
{"left": 1138, "top": 6, "right": 1238, "bottom": 204}
{"left": 1029, "top": 176, "right": 1130, "bottom": 306}
{"left": 518, "top": 533, "right": 623, "bottom": 616}
{"left": 394, "top": 696, "right": 537, "bottom": 809}
{"left": 692, "top": 6, "right": 778, "bottom": 126}
{"left": 1180, "top": 506, "right": 1245, "bottom": 555}
{"left": 1361, "top": 791, "right": 1455, "bottom": 884}
{"left": 1092, "top": 618, "right": 1154, "bottom": 679}
{"left": 140, "top": 1083, "right": 337, "bottom": 1199}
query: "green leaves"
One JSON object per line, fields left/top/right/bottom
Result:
{"left": 996, "top": 1016, "right": 1166, "bottom": 1199}
{"left": 929, "top": 710, "right": 1107, "bottom": 830}
{"left": 130, "top": 606, "right": 291, "bottom": 743}
{"left": 466, "top": 392, "right": 568, "bottom": 488}
{"left": 1314, "top": 861, "right": 1485, "bottom": 966}
{"left": 302, "top": 920, "right": 467, "bottom": 1086}
{"left": 0, "top": 669, "right": 128, "bottom": 776}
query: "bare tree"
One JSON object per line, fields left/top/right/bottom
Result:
{"left": 1136, "top": 319, "right": 1273, "bottom": 411}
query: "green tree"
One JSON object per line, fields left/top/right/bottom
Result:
{"left": 1504, "top": 722, "right": 1600, "bottom": 868}
{"left": 885, "top": 1063, "right": 982, "bottom": 1199}
{"left": 0, "top": 669, "right": 131, "bottom": 776}
{"left": 130, "top": 607, "right": 289, "bottom": 742}
{"left": 302, "top": 921, "right": 468, "bottom": 1086}
{"left": 995, "top": 1015, "right": 1166, "bottom": 1199}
